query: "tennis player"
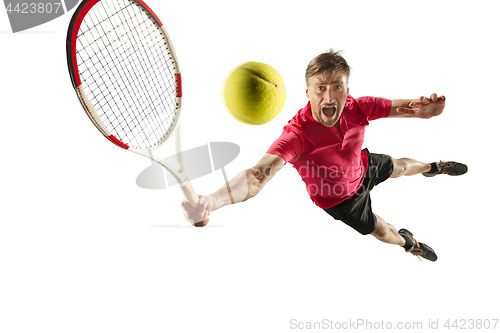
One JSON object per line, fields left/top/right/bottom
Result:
{"left": 181, "top": 50, "right": 467, "bottom": 261}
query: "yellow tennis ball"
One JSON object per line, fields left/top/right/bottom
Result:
{"left": 224, "top": 62, "right": 286, "bottom": 125}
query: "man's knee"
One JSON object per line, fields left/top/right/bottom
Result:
{"left": 371, "top": 214, "right": 394, "bottom": 240}
{"left": 371, "top": 223, "right": 389, "bottom": 240}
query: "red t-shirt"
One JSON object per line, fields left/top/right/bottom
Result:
{"left": 267, "top": 95, "right": 392, "bottom": 208}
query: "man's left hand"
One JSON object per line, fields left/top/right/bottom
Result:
{"left": 396, "top": 93, "right": 446, "bottom": 119}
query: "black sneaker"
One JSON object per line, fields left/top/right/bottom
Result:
{"left": 398, "top": 229, "right": 438, "bottom": 262}
{"left": 422, "top": 161, "right": 468, "bottom": 177}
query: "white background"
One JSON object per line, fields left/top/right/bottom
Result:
{"left": 1, "top": 1, "right": 499, "bottom": 332}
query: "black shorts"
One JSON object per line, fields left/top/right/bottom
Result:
{"left": 323, "top": 149, "right": 394, "bottom": 235}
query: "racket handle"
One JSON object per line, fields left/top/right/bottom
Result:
{"left": 180, "top": 181, "right": 209, "bottom": 227}
{"left": 180, "top": 181, "right": 199, "bottom": 207}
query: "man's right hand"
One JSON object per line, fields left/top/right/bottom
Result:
{"left": 181, "top": 194, "right": 215, "bottom": 227}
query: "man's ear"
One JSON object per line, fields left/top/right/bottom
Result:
{"left": 347, "top": 87, "right": 349, "bottom": 95}
{"left": 305, "top": 86, "right": 309, "bottom": 99}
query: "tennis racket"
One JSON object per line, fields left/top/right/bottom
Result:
{"left": 66, "top": 0, "right": 208, "bottom": 226}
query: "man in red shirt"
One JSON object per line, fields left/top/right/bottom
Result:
{"left": 181, "top": 50, "right": 467, "bottom": 261}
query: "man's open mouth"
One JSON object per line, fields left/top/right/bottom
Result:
{"left": 322, "top": 106, "right": 337, "bottom": 118}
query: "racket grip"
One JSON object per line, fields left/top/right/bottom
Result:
{"left": 180, "top": 181, "right": 209, "bottom": 227}
{"left": 180, "top": 181, "right": 199, "bottom": 207}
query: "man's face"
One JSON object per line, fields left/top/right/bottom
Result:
{"left": 306, "top": 70, "right": 349, "bottom": 128}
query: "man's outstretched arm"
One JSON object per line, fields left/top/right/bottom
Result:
{"left": 389, "top": 93, "right": 446, "bottom": 119}
{"left": 181, "top": 153, "right": 286, "bottom": 226}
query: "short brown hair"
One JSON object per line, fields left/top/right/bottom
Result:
{"left": 305, "top": 49, "right": 351, "bottom": 86}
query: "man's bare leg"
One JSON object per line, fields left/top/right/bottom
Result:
{"left": 371, "top": 214, "right": 405, "bottom": 246}
{"left": 390, "top": 157, "right": 432, "bottom": 178}
{"left": 370, "top": 214, "right": 437, "bottom": 261}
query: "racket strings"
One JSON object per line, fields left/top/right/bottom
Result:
{"left": 98, "top": 3, "right": 164, "bottom": 146}
{"left": 117, "top": 3, "right": 177, "bottom": 147}
{"left": 75, "top": 0, "right": 178, "bottom": 149}
{"left": 90, "top": 1, "right": 174, "bottom": 147}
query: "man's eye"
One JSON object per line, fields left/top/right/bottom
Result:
{"left": 335, "top": 85, "right": 342, "bottom": 89}
{"left": 318, "top": 86, "right": 324, "bottom": 90}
